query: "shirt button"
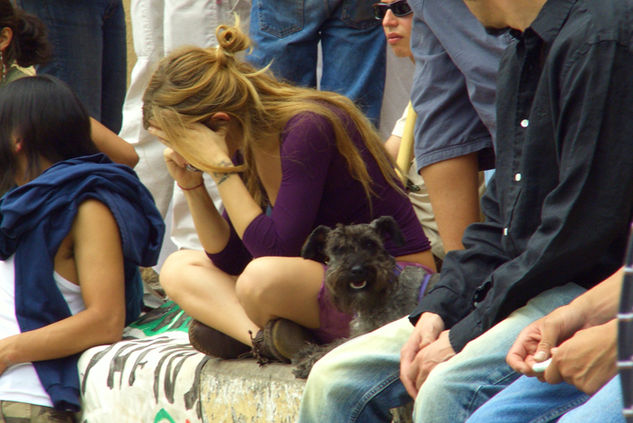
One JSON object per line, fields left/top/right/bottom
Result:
{"left": 514, "top": 173, "right": 522, "bottom": 182}
{"left": 520, "top": 119, "right": 529, "bottom": 128}
{"left": 503, "top": 227, "right": 509, "bottom": 236}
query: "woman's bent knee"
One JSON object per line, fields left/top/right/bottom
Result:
{"left": 235, "top": 258, "right": 279, "bottom": 322}
{"left": 235, "top": 258, "right": 284, "bottom": 304}
{"left": 159, "top": 250, "right": 210, "bottom": 300}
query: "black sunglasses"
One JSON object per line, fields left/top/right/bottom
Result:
{"left": 373, "top": 0, "right": 413, "bottom": 20}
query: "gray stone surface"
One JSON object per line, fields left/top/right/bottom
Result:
{"left": 199, "top": 359, "right": 305, "bottom": 423}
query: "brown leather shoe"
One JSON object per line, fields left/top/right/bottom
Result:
{"left": 188, "top": 319, "right": 251, "bottom": 358}
{"left": 251, "top": 318, "right": 315, "bottom": 364}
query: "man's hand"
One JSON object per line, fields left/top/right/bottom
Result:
{"left": 506, "top": 304, "right": 583, "bottom": 375}
{"left": 400, "top": 313, "right": 448, "bottom": 398}
{"left": 411, "top": 330, "right": 456, "bottom": 395}
{"left": 544, "top": 319, "right": 617, "bottom": 394}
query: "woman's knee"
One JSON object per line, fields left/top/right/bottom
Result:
{"left": 235, "top": 257, "right": 278, "bottom": 311}
{"left": 159, "top": 250, "right": 206, "bottom": 300}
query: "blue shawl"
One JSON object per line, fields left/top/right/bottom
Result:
{"left": 0, "top": 154, "right": 165, "bottom": 411}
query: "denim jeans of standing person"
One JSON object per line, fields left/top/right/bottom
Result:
{"left": 247, "top": 0, "right": 386, "bottom": 125}
{"left": 298, "top": 283, "right": 586, "bottom": 423}
{"left": 465, "top": 374, "right": 624, "bottom": 423}
{"left": 17, "top": 0, "right": 127, "bottom": 133}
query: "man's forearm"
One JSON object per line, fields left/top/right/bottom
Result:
{"left": 573, "top": 267, "right": 623, "bottom": 328}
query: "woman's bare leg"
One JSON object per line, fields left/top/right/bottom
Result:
{"left": 235, "top": 256, "right": 324, "bottom": 329}
{"left": 159, "top": 249, "right": 259, "bottom": 345}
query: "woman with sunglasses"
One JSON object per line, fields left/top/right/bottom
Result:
{"left": 376, "top": 0, "right": 448, "bottom": 262}
{"left": 142, "top": 18, "right": 435, "bottom": 363}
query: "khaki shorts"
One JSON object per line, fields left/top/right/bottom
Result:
{"left": 0, "top": 401, "right": 75, "bottom": 423}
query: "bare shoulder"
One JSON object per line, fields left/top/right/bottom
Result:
{"left": 71, "top": 199, "right": 121, "bottom": 247}
{"left": 74, "top": 199, "right": 118, "bottom": 229}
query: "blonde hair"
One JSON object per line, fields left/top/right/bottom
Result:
{"left": 142, "top": 16, "right": 402, "bottom": 206}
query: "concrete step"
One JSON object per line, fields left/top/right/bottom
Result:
{"left": 199, "top": 359, "right": 305, "bottom": 423}
{"left": 198, "top": 358, "right": 413, "bottom": 423}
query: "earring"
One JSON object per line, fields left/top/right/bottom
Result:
{"left": 0, "top": 51, "right": 6, "bottom": 81}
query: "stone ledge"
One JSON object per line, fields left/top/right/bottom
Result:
{"left": 198, "top": 358, "right": 413, "bottom": 423}
{"left": 199, "top": 358, "right": 305, "bottom": 423}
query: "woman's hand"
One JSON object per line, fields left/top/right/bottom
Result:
{"left": 148, "top": 122, "right": 232, "bottom": 171}
{"left": 162, "top": 148, "right": 204, "bottom": 190}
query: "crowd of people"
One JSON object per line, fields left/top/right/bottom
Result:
{"left": 0, "top": 0, "right": 632, "bottom": 422}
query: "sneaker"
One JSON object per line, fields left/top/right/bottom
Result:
{"left": 188, "top": 319, "right": 251, "bottom": 358}
{"left": 250, "top": 318, "right": 315, "bottom": 365}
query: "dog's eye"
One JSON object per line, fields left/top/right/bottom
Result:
{"left": 362, "top": 239, "right": 377, "bottom": 250}
{"left": 330, "top": 245, "right": 346, "bottom": 256}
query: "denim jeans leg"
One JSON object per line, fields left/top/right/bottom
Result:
{"left": 465, "top": 376, "right": 590, "bottom": 423}
{"left": 18, "top": 0, "right": 102, "bottom": 120}
{"left": 320, "top": 0, "right": 386, "bottom": 125}
{"left": 247, "top": 0, "right": 322, "bottom": 88}
{"left": 557, "top": 376, "right": 625, "bottom": 423}
{"left": 298, "top": 317, "right": 414, "bottom": 423}
{"left": 100, "top": 0, "right": 127, "bottom": 133}
{"left": 412, "top": 282, "right": 587, "bottom": 423}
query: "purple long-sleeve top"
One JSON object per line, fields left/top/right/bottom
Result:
{"left": 208, "top": 109, "right": 431, "bottom": 275}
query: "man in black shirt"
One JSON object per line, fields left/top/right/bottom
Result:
{"left": 298, "top": 0, "right": 633, "bottom": 422}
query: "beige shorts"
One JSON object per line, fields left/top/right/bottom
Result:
{"left": 0, "top": 401, "right": 76, "bottom": 423}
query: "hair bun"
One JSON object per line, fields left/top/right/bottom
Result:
{"left": 13, "top": 9, "right": 51, "bottom": 67}
{"left": 215, "top": 16, "right": 250, "bottom": 57}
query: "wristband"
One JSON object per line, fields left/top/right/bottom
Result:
{"left": 177, "top": 181, "right": 205, "bottom": 191}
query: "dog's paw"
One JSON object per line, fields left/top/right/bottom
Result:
{"left": 292, "top": 362, "right": 311, "bottom": 379}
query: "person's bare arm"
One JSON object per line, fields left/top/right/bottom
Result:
{"left": 384, "top": 134, "right": 402, "bottom": 160}
{"left": 90, "top": 118, "right": 139, "bottom": 167}
{"left": 0, "top": 199, "right": 126, "bottom": 374}
{"left": 420, "top": 152, "right": 481, "bottom": 252}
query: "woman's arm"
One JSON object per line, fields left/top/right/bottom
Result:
{"left": 0, "top": 199, "right": 126, "bottom": 374}
{"left": 149, "top": 123, "right": 262, "bottom": 250}
{"left": 162, "top": 147, "right": 234, "bottom": 253}
{"left": 90, "top": 118, "right": 139, "bottom": 167}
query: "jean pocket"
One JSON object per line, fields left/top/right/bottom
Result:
{"left": 340, "top": 0, "right": 381, "bottom": 30}
{"left": 255, "top": 0, "right": 304, "bottom": 38}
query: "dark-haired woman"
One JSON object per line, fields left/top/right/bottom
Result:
{"left": 0, "top": 0, "right": 138, "bottom": 168}
{"left": 0, "top": 75, "right": 164, "bottom": 420}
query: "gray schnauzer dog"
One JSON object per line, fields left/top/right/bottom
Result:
{"left": 292, "top": 215, "right": 437, "bottom": 379}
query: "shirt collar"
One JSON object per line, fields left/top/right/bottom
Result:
{"left": 528, "top": 0, "right": 577, "bottom": 43}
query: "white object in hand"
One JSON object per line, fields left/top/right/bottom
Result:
{"left": 532, "top": 358, "right": 552, "bottom": 373}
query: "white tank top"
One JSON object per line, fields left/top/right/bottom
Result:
{"left": 0, "top": 255, "right": 86, "bottom": 407}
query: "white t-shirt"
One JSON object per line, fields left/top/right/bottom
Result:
{"left": 0, "top": 255, "right": 85, "bottom": 407}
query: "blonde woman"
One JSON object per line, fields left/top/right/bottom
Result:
{"left": 143, "top": 20, "right": 435, "bottom": 361}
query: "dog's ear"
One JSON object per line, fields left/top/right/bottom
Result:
{"left": 370, "top": 216, "right": 405, "bottom": 246}
{"left": 301, "top": 225, "right": 331, "bottom": 263}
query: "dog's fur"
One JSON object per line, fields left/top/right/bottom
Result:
{"left": 292, "top": 216, "right": 438, "bottom": 379}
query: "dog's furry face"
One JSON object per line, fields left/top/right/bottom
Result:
{"left": 301, "top": 216, "right": 404, "bottom": 314}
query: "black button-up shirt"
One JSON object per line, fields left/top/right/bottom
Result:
{"left": 412, "top": 0, "right": 633, "bottom": 352}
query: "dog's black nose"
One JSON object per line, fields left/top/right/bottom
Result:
{"left": 350, "top": 265, "right": 365, "bottom": 276}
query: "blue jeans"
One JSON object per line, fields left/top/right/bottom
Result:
{"left": 17, "top": 0, "right": 127, "bottom": 133}
{"left": 247, "top": 0, "right": 386, "bottom": 125}
{"left": 466, "top": 374, "right": 624, "bottom": 423}
{"left": 298, "top": 283, "right": 586, "bottom": 423}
